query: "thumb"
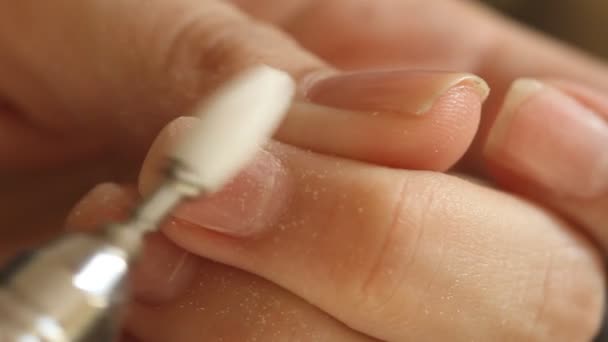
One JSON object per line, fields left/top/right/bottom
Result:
{"left": 484, "top": 78, "right": 608, "bottom": 250}
{"left": 0, "top": 0, "right": 486, "bottom": 171}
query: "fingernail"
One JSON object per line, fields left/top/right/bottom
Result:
{"left": 172, "top": 150, "right": 287, "bottom": 236}
{"left": 304, "top": 70, "right": 489, "bottom": 115}
{"left": 485, "top": 78, "right": 608, "bottom": 198}
{"left": 131, "top": 232, "right": 198, "bottom": 305}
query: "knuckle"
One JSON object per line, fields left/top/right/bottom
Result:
{"left": 122, "top": 1, "right": 258, "bottom": 135}
{"left": 123, "top": 0, "right": 319, "bottom": 138}
{"left": 151, "top": 1, "right": 311, "bottom": 90}
{"left": 157, "top": 6, "right": 250, "bottom": 87}
{"left": 129, "top": 2, "right": 256, "bottom": 97}
{"left": 355, "top": 175, "right": 447, "bottom": 323}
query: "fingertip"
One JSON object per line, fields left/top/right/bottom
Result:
{"left": 483, "top": 78, "right": 608, "bottom": 253}
{"left": 483, "top": 78, "right": 608, "bottom": 199}
{"left": 418, "top": 81, "right": 485, "bottom": 170}
{"left": 65, "top": 182, "right": 138, "bottom": 232}
{"left": 281, "top": 70, "right": 487, "bottom": 171}
{"left": 367, "top": 80, "right": 485, "bottom": 170}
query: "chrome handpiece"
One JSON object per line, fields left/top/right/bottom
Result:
{"left": 0, "top": 66, "right": 295, "bottom": 342}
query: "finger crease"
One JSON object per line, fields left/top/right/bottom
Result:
{"left": 361, "top": 178, "right": 409, "bottom": 295}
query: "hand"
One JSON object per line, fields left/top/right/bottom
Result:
{"left": 232, "top": 0, "right": 608, "bottom": 251}
{"left": 0, "top": 0, "right": 482, "bottom": 258}
{"left": 66, "top": 0, "right": 608, "bottom": 333}
{"left": 1, "top": 0, "right": 606, "bottom": 340}
{"left": 69, "top": 119, "right": 602, "bottom": 341}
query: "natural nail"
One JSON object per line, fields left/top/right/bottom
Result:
{"left": 305, "top": 70, "right": 489, "bottom": 115}
{"left": 485, "top": 78, "right": 608, "bottom": 198}
{"left": 171, "top": 150, "right": 287, "bottom": 236}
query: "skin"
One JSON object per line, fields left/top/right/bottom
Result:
{"left": 1, "top": 0, "right": 607, "bottom": 340}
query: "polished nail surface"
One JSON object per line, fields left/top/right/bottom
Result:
{"left": 305, "top": 70, "right": 489, "bottom": 115}
{"left": 171, "top": 150, "right": 287, "bottom": 236}
{"left": 486, "top": 79, "right": 608, "bottom": 198}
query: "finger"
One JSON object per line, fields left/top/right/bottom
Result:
{"left": 231, "top": 0, "right": 608, "bottom": 88}
{"left": 142, "top": 118, "right": 605, "bottom": 341}
{"left": 0, "top": 0, "right": 486, "bottom": 172}
{"left": 230, "top": 0, "right": 608, "bottom": 171}
{"left": 0, "top": 0, "right": 321, "bottom": 251}
{"left": 65, "top": 183, "right": 139, "bottom": 232}
{"left": 0, "top": 0, "right": 314, "bottom": 165}
{"left": 126, "top": 253, "right": 374, "bottom": 342}
{"left": 287, "top": 71, "right": 487, "bottom": 170}
{"left": 0, "top": 0, "right": 488, "bottom": 271}
{"left": 67, "top": 184, "right": 375, "bottom": 342}
{"left": 483, "top": 78, "right": 608, "bottom": 251}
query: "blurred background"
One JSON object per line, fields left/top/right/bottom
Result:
{"left": 481, "top": 1, "right": 608, "bottom": 341}
{"left": 482, "top": 0, "right": 608, "bottom": 60}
